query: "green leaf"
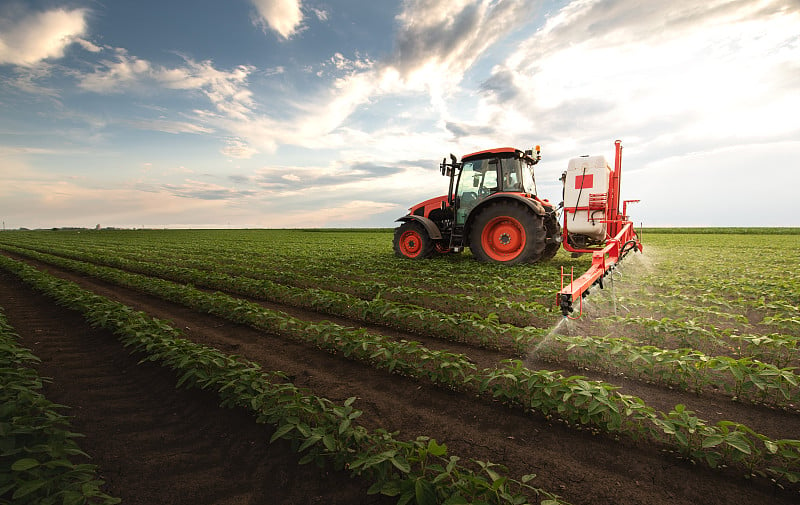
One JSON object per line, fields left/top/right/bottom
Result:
{"left": 427, "top": 439, "right": 447, "bottom": 457}
{"left": 391, "top": 455, "right": 411, "bottom": 474}
{"left": 701, "top": 435, "right": 724, "bottom": 448}
{"left": 725, "top": 434, "right": 752, "bottom": 455}
{"left": 269, "top": 423, "right": 295, "bottom": 443}
{"left": 322, "top": 434, "right": 336, "bottom": 452}
{"left": 297, "top": 434, "right": 322, "bottom": 453}
{"left": 11, "top": 458, "right": 40, "bottom": 471}
{"left": 763, "top": 440, "right": 779, "bottom": 454}
{"left": 12, "top": 479, "right": 48, "bottom": 499}
{"left": 415, "top": 478, "right": 437, "bottom": 505}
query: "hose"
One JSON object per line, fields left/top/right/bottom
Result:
{"left": 621, "top": 239, "right": 639, "bottom": 256}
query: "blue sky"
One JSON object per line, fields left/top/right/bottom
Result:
{"left": 1, "top": 0, "right": 798, "bottom": 229}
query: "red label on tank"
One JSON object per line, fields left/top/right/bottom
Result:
{"left": 575, "top": 174, "right": 593, "bottom": 189}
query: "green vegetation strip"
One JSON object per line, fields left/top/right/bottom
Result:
{"left": 0, "top": 240, "right": 553, "bottom": 352}
{"left": 46, "top": 240, "right": 552, "bottom": 327}
{"left": 534, "top": 333, "right": 800, "bottom": 409}
{"left": 1, "top": 242, "right": 539, "bottom": 353}
{"left": 0, "top": 256, "right": 565, "bottom": 505}
{"left": 2, "top": 253, "right": 799, "bottom": 486}
{"left": 0, "top": 309, "right": 121, "bottom": 505}
{"left": 6, "top": 244, "right": 800, "bottom": 410}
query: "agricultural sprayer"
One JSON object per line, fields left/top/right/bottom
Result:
{"left": 393, "top": 140, "right": 642, "bottom": 317}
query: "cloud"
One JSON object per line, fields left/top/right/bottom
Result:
{"left": 388, "top": 0, "right": 533, "bottom": 90}
{"left": 470, "top": 0, "right": 800, "bottom": 152}
{"left": 161, "top": 179, "right": 259, "bottom": 200}
{"left": 445, "top": 121, "right": 495, "bottom": 139}
{"left": 221, "top": 138, "right": 258, "bottom": 158}
{"left": 124, "top": 118, "right": 215, "bottom": 135}
{"left": 254, "top": 160, "right": 406, "bottom": 193}
{"left": 78, "top": 49, "right": 256, "bottom": 119}
{"left": 75, "top": 48, "right": 258, "bottom": 141}
{"left": 0, "top": 6, "right": 89, "bottom": 66}
{"left": 250, "top": 0, "right": 304, "bottom": 39}
{"left": 76, "top": 48, "right": 152, "bottom": 92}
{"left": 214, "top": 0, "right": 537, "bottom": 157}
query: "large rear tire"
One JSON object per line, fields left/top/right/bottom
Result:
{"left": 393, "top": 221, "right": 434, "bottom": 259}
{"left": 469, "top": 202, "right": 546, "bottom": 264}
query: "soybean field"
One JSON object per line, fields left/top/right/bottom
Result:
{"left": 1, "top": 228, "right": 798, "bottom": 505}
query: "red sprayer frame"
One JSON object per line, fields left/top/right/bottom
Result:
{"left": 558, "top": 140, "right": 642, "bottom": 317}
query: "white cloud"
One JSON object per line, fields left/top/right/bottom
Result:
{"left": 0, "top": 7, "right": 88, "bottom": 66}
{"left": 250, "top": 0, "right": 304, "bottom": 39}
{"left": 125, "top": 118, "right": 215, "bottom": 135}
{"left": 475, "top": 0, "right": 800, "bottom": 148}
{"left": 77, "top": 48, "right": 152, "bottom": 93}
{"left": 311, "top": 7, "right": 328, "bottom": 22}
{"left": 76, "top": 48, "right": 258, "bottom": 135}
{"left": 221, "top": 138, "right": 258, "bottom": 159}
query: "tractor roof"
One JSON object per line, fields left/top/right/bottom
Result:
{"left": 461, "top": 147, "right": 519, "bottom": 162}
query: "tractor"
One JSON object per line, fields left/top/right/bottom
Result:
{"left": 393, "top": 140, "right": 642, "bottom": 316}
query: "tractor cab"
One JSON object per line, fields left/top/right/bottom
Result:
{"left": 453, "top": 148, "right": 540, "bottom": 226}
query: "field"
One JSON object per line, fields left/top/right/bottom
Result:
{"left": 1, "top": 228, "right": 799, "bottom": 505}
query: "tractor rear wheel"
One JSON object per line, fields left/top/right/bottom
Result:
{"left": 393, "top": 221, "right": 434, "bottom": 259}
{"left": 469, "top": 202, "right": 545, "bottom": 264}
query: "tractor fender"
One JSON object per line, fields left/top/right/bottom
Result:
{"left": 395, "top": 215, "right": 443, "bottom": 240}
{"left": 463, "top": 194, "right": 545, "bottom": 242}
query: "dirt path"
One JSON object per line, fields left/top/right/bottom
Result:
{"left": 1, "top": 256, "right": 798, "bottom": 505}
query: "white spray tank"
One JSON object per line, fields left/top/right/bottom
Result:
{"left": 562, "top": 155, "right": 612, "bottom": 241}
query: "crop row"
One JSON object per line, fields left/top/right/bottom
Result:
{"left": 5, "top": 244, "right": 799, "bottom": 411}
{"left": 0, "top": 243, "right": 540, "bottom": 352}
{"left": 0, "top": 309, "right": 121, "bottom": 505}
{"left": 0, "top": 255, "right": 564, "bottom": 505}
{"left": 3, "top": 241, "right": 554, "bottom": 326}
{"left": 598, "top": 314, "right": 798, "bottom": 366}
{"left": 2, "top": 254, "right": 799, "bottom": 486}
{"left": 534, "top": 334, "right": 800, "bottom": 410}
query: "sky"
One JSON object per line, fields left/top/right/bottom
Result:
{"left": 0, "top": 0, "right": 798, "bottom": 229}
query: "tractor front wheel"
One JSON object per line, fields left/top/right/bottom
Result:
{"left": 469, "top": 202, "right": 545, "bottom": 264}
{"left": 393, "top": 221, "right": 434, "bottom": 259}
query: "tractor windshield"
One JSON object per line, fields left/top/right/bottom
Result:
{"left": 499, "top": 157, "right": 536, "bottom": 195}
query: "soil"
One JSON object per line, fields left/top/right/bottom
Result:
{"left": 1, "top": 256, "right": 798, "bottom": 505}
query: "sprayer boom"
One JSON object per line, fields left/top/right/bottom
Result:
{"left": 559, "top": 222, "right": 640, "bottom": 316}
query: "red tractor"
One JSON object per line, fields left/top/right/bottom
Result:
{"left": 393, "top": 140, "right": 642, "bottom": 316}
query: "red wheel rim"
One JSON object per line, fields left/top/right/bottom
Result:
{"left": 399, "top": 230, "right": 423, "bottom": 257}
{"left": 481, "top": 216, "right": 526, "bottom": 261}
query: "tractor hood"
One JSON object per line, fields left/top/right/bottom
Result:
{"left": 408, "top": 195, "right": 448, "bottom": 218}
